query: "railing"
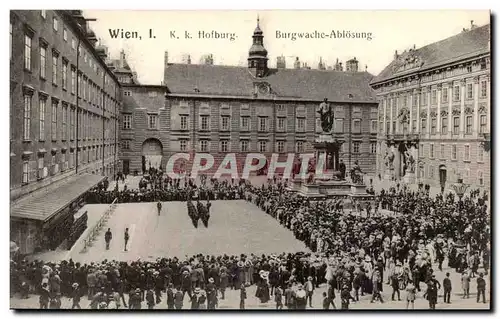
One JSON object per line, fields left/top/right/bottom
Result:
{"left": 80, "top": 198, "right": 118, "bottom": 253}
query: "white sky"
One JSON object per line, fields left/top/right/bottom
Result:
{"left": 84, "top": 10, "right": 490, "bottom": 84}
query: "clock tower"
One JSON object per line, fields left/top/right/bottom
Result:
{"left": 248, "top": 17, "right": 268, "bottom": 78}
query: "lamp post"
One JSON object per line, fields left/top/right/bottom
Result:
{"left": 451, "top": 178, "right": 469, "bottom": 202}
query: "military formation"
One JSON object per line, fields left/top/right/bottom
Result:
{"left": 187, "top": 200, "right": 212, "bottom": 228}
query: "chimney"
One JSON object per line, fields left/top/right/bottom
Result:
{"left": 394, "top": 50, "right": 399, "bottom": 59}
{"left": 365, "top": 65, "right": 368, "bottom": 72}
{"left": 470, "top": 20, "right": 476, "bottom": 29}
{"left": 276, "top": 55, "right": 286, "bottom": 69}
{"left": 339, "top": 62, "right": 343, "bottom": 71}
{"left": 164, "top": 51, "right": 169, "bottom": 66}
{"left": 119, "top": 50, "right": 126, "bottom": 68}
{"left": 318, "top": 57, "right": 326, "bottom": 70}
{"left": 187, "top": 55, "right": 191, "bottom": 64}
{"left": 96, "top": 45, "right": 108, "bottom": 62}
{"left": 294, "top": 57, "right": 301, "bottom": 69}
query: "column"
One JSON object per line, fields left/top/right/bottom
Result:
{"left": 409, "top": 91, "right": 413, "bottom": 133}
{"left": 415, "top": 89, "right": 420, "bottom": 134}
{"left": 426, "top": 87, "right": 431, "bottom": 136}
{"left": 436, "top": 84, "right": 442, "bottom": 133}
{"left": 473, "top": 76, "right": 479, "bottom": 137}
{"left": 460, "top": 78, "right": 466, "bottom": 139}
{"left": 383, "top": 98, "right": 387, "bottom": 134}
{"left": 395, "top": 94, "right": 400, "bottom": 134}
{"left": 389, "top": 96, "right": 394, "bottom": 134}
{"left": 448, "top": 81, "right": 453, "bottom": 135}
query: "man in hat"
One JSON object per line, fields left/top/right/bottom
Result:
{"left": 341, "top": 284, "right": 355, "bottom": 309}
{"left": 166, "top": 284, "right": 175, "bottom": 309}
{"left": 443, "top": 272, "right": 452, "bottom": 304}
{"left": 207, "top": 278, "right": 218, "bottom": 310}
{"left": 104, "top": 228, "right": 112, "bottom": 250}
{"left": 39, "top": 282, "right": 50, "bottom": 309}
{"left": 305, "top": 276, "right": 315, "bottom": 308}
{"left": 274, "top": 285, "right": 283, "bottom": 310}
{"left": 71, "top": 283, "right": 81, "bottom": 309}
{"left": 124, "top": 228, "right": 130, "bottom": 252}
{"left": 191, "top": 287, "right": 200, "bottom": 309}
{"left": 476, "top": 273, "right": 486, "bottom": 303}
{"left": 294, "top": 284, "right": 307, "bottom": 309}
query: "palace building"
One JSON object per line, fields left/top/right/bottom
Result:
{"left": 10, "top": 10, "right": 121, "bottom": 254}
{"left": 120, "top": 19, "right": 379, "bottom": 176}
{"left": 370, "top": 22, "right": 490, "bottom": 191}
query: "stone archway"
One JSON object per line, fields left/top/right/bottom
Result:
{"left": 142, "top": 138, "right": 163, "bottom": 172}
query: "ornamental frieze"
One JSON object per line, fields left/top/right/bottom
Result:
{"left": 430, "top": 110, "right": 437, "bottom": 118}
{"left": 440, "top": 110, "right": 448, "bottom": 117}
{"left": 464, "top": 107, "right": 474, "bottom": 115}
{"left": 420, "top": 110, "right": 427, "bottom": 118}
{"left": 451, "top": 109, "right": 461, "bottom": 116}
{"left": 479, "top": 105, "right": 488, "bottom": 114}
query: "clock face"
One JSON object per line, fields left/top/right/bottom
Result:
{"left": 258, "top": 83, "right": 270, "bottom": 95}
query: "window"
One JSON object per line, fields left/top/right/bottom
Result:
{"left": 479, "top": 115, "right": 487, "bottom": 134}
{"left": 38, "top": 157, "right": 44, "bottom": 179}
{"left": 71, "top": 67, "right": 76, "bottom": 93}
{"left": 392, "top": 121, "right": 396, "bottom": 133}
{"left": 464, "top": 145, "right": 470, "bottom": 161}
{"left": 62, "top": 105, "right": 67, "bottom": 140}
{"left": 123, "top": 114, "right": 132, "bottom": 129}
{"left": 453, "top": 117, "right": 460, "bottom": 134}
{"left": 240, "top": 140, "right": 249, "bottom": 152}
{"left": 180, "top": 115, "right": 188, "bottom": 130}
{"left": 371, "top": 120, "right": 377, "bottom": 133}
{"left": 52, "top": 53, "right": 58, "bottom": 85}
{"left": 421, "top": 118, "right": 427, "bottom": 132}
{"left": 441, "top": 117, "right": 448, "bottom": 133}
{"left": 200, "top": 115, "right": 209, "bottom": 130}
{"left": 277, "top": 117, "right": 285, "bottom": 131}
{"left": 39, "top": 98, "right": 45, "bottom": 140}
{"left": 386, "top": 121, "right": 390, "bottom": 133}
{"left": 451, "top": 145, "right": 457, "bottom": 160}
{"left": 148, "top": 91, "right": 157, "bottom": 97}
{"left": 23, "top": 95, "right": 31, "bottom": 140}
{"left": 478, "top": 171, "right": 484, "bottom": 186}
{"left": 179, "top": 140, "right": 187, "bottom": 151}
{"left": 419, "top": 143, "right": 423, "bottom": 157}
{"left": 259, "top": 141, "right": 267, "bottom": 153}
{"left": 70, "top": 108, "right": 75, "bottom": 140}
{"left": 353, "top": 119, "right": 361, "bottom": 133}
{"left": 258, "top": 117, "right": 267, "bottom": 132}
{"left": 334, "top": 119, "right": 344, "bottom": 133}
{"left": 412, "top": 119, "right": 417, "bottom": 132}
{"left": 148, "top": 115, "right": 158, "bottom": 129}
{"left": 277, "top": 104, "right": 286, "bottom": 112}
{"left": 467, "top": 65, "right": 472, "bottom": 73}
{"left": 296, "top": 118, "right": 305, "bottom": 131}
{"left": 478, "top": 146, "right": 484, "bottom": 162}
{"left": 467, "top": 83, "right": 473, "bottom": 99}
{"left": 277, "top": 141, "right": 285, "bottom": 153}
{"left": 123, "top": 91, "right": 131, "bottom": 96}
{"left": 420, "top": 92, "right": 427, "bottom": 106}
{"left": 353, "top": 141, "right": 360, "bottom": 153}
{"left": 24, "top": 34, "right": 32, "bottom": 70}
{"left": 221, "top": 116, "right": 230, "bottom": 131}
{"left": 122, "top": 140, "right": 130, "bottom": 150}
{"left": 51, "top": 101, "right": 57, "bottom": 141}
{"left": 453, "top": 85, "right": 460, "bottom": 101}
{"left": 429, "top": 166, "right": 434, "bottom": 179}
{"left": 63, "top": 28, "right": 67, "bottom": 41}
{"left": 370, "top": 142, "right": 377, "bottom": 154}
{"left": 71, "top": 38, "right": 76, "bottom": 50}
{"left": 22, "top": 161, "right": 29, "bottom": 184}
{"left": 431, "top": 90, "right": 437, "bottom": 104}
{"left": 465, "top": 116, "right": 472, "bottom": 134}
{"left": 442, "top": 87, "right": 448, "bottom": 103}
{"left": 62, "top": 60, "right": 67, "bottom": 89}
{"left": 296, "top": 141, "right": 304, "bottom": 153}
{"left": 38, "top": 45, "right": 47, "bottom": 78}
{"left": 431, "top": 118, "right": 436, "bottom": 134}
{"left": 41, "top": 10, "right": 46, "bottom": 18}
{"left": 200, "top": 140, "right": 208, "bottom": 152}
{"left": 480, "top": 80, "right": 487, "bottom": 98}
{"left": 430, "top": 144, "right": 434, "bottom": 158}
{"left": 53, "top": 17, "right": 58, "bottom": 31}
{"left": 240, "top": 116, "right": 249, "bottom": 131}
{"left": 220, "top": 140, "right": 229, "bottom": 152}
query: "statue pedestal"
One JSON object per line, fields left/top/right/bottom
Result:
{"left": 287, "top": 176, "right": 304, "bottom": 192}
{"left": 403, "top": 172, "right": 416, "bottom": 184}
{"left": 351, "top": 183, "right": 367, "bottom": 195}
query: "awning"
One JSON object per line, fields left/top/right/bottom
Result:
{"left": 10, "top": 174, "right": 105, "bottom": 222}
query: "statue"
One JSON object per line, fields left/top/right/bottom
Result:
{"left": 405, "top": 151, "right": 415, "bottom": 174}
{"left": 349, "top": 160, "right": 364, "bottom": 185}
{"left": 384, "top": 151, "right": 395, "bottom": 170}
{"left": 317, "top": 98, "right": 335, "bottom": 132}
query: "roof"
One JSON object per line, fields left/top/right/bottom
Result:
{"left": 109, "top": 58, "right": 133, "bottom": 74}
{"left": 164, "top": 64, "right": 376, "bottom": 103}
{"left": 372, "top": 24, "right": 490, "bottom": 85}
{"left": 10, "top": 174, "right": 105, "bottom": 222}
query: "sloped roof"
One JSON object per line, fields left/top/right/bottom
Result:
{"left": 164, "top": 64, "right": 376, "bottom": 103}
{"left": 372, "top": 24, "right": 490, "bottom": 84}
{"left": 109, "top": 58, "right": 133, "bottom": 74}
{"left": 11, "top": 174, "right": 104, "bottom": 221}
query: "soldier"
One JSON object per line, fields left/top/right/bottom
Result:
{"left": 124, "top": 228, "right": 130, "bottom": 252}
{"left": 104, "top": 228, "right": 112, "bottom": 250}
{"left": 157, "top": 201, "right": 162, "bottom": 216}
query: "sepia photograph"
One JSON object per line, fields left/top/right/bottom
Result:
{"left": 8, "top": 9, "right": 491, "bottom": 310}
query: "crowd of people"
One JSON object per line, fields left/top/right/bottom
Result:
{"left": 10, "top": 176, "right": 490, "bottom": 310}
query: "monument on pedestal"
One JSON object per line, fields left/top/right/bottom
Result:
{"left": 288, "top": 98, "right": 374, "bottom": 205}
{"left": 383, "top": 150, "right": 395, "bottom": 180}
{"left": 402, "top": 148, "right": 416, "bottom": 184}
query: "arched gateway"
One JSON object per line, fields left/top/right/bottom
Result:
{"left": 142, "top": 138, "right": 163, "bottom": 173}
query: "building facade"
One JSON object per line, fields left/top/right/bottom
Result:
{"left": 370, "top": 23, "right": 490, "bottom": 191}
{"left": 120, "top": 20, "right": 379, "bottom": 176}
{"left": 10, "top": 10, "right": 121, "bottom": 254}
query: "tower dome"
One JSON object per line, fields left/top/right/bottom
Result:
{"left": 247, "top": 16, "right": 268, "bottom": 77}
